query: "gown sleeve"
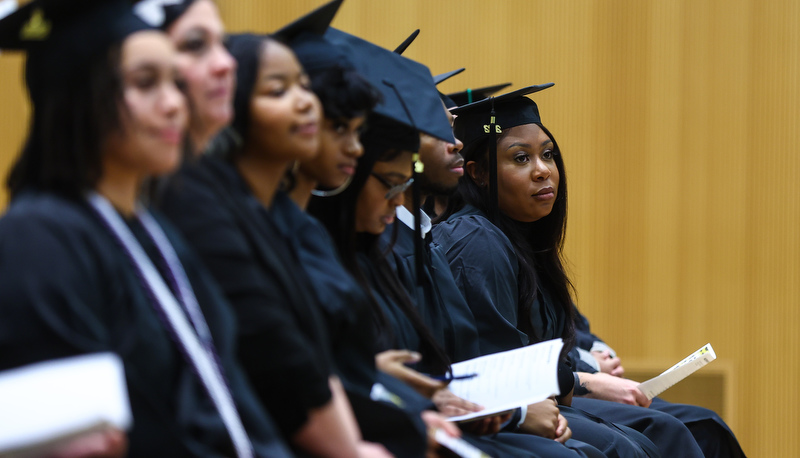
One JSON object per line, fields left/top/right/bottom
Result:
{"left": 157, "top": 170, "right": 333, "bottom": 438}
{"left": 0, "top": 207, "right": 113, "bottom": 369}
{"left": 433, "top": 214, "right": 529, "bottom": 355}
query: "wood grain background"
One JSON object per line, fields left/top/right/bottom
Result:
{"left": 2, "top": 1, "right": 798, "bottom": 455}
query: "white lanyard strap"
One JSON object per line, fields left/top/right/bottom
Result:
{"left": 137, "top": 210, "right": 212, "bottom": 344}
{"left": 87, "top": 192, "right": 253, "bottom": 458}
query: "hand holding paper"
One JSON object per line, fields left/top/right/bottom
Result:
{"left": 637, "top": 343, "right": 717, "bottom": 400}
{"left": 444, "top": 339, "right": 564, "bottom": 422}
{"left": 0, "top": 353, "right": 131, "bottom": 457}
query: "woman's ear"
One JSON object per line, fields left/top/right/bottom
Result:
{"left": 465, "top": 161, "right": 488, "bottom": 187}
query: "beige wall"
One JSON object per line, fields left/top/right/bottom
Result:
{"left": 2, "top": 1, "right": 799, "bottom": 455}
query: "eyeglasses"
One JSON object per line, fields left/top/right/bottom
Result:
{"left": 370, "top": 172, "right": 414, "bottom": 200}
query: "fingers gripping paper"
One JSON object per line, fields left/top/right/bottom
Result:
{"left": 446, "top": 339, "right": 563, "bottom": 422}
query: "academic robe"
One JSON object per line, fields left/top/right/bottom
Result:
{"left": 257, "top": 192, "right": 592, "bottom": 458}
{"left": 266, "top": 192, "right": 431, "bottom": 457}
{"left": 571, "top": 308, "right": 746, "bottom": 458}
{"left": 0, "top": 191, "right": 291, "bottom": 457}
{"left": 380, "top": 208, "right": 481, "bottom": 364}
{"left": 434, "top": 204, "right": 713, "bottom": 458}
{"left": 357, "top": 238, "right": 607, "bottom": 458}
{"left": 156, "top": 156, "right": 334, "bottom": 440}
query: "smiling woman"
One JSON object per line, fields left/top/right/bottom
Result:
{"left": 154, "top": 31, "right": 391, "bottom": 457}
{"left": 435, "top": 85, "right": 744, "bottom": 457}
{"left": 161, "top": 0, "right": 236, "bottom": 154}
{"left": 0, "top": 0, "right": 291, "bottom": 455}
{"left": 99, "top": 30, "right": 187, "bottom": 211}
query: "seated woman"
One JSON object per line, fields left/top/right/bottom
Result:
{"left": 435, "top": 85, "right": 711, "bottom": 457}
{"left": 0, "top": 1, "right": 288, "bottom": 456}
{"left": 136, "top": 0, "right": 237, "bottom": 156}
{"left": 309, "top": 110, "right": 614, "bottom": 458}
{"left": 156, "top": 32, "right": 389, "bottom": 457}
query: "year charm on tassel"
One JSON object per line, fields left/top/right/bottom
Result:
{"left": 483, "top": 116, "right": 502, "bottom": 134}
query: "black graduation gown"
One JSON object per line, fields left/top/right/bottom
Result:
{"left": 571, "top": 309, "right": 746, "bottom": 458}
{"left": 156, "top": 156, "right": 334, "bottom": 440}
{"left": 0, "top": 191, "right": 291, "bottom": 457}
{"left": 267, "top": 192, "right": 433, "bottom": 457}
{"left": 357, "top": 240, "right": 605, "bottom": 458}
{"left": 431, "top": 205, "right": 573, "bottom": 395}
{"left": 259, "top": 194, "right": 590, "bottom": 458}
{"left": 380, "top": 215, "right": 481, "bottom": 363}
{"left": 268, "top": 192, "right": 379, "bottom": 395}
{"left": 432, "top": 206, "right": 529, "bottom": 355}
{"left": 435, "top": 205, "right": 721, "bottom": 457}
{"left": 356, "top": 251, "right": 424, "bottom": 362}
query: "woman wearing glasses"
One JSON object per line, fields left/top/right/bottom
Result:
{"left": 311, "top": 115, "right": 449, "bottom": 378}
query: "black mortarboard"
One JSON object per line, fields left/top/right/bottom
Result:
{"left": 133, "top": 0, "right": 197, "bottom": 30}
{"left": 446, "top": 82, "right": 512, "bottom": 107}
{"left": 360, "top": 113, "right": 420, "bottom": 156}
{"left": 0, "top": 0, "right": 150, "bottom": 103}
{"left": 274, "top": 0, "right": 341, "bottom": 41}
{"left": 452, "top": 83, "right": 554, "bottom": 218}
{"left": 393, "top": 29, "right": 419, "bottom": 54}
{"left": 324, "top": 27, "right": 454, "bottom": 144}
{"left": 433, "top": 68, "right": 464, "bottom": 85}
{"left": 452, "top": 83, "right": 554, "bottom": 147}
{"left": 273, "top": 0, "right": 351, "bottom": 76}
{"left": 433, "top": 68, "right": 465, "bottom": 109}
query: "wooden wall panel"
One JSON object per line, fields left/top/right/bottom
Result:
{"left": 1, "top": 0, "right": 799, "bottom": 455}
{"left": 0, "top": 54, "right": 28, "bottom": 207}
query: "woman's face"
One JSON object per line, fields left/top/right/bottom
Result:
{"left": 104, "top": 31, "right": 187, "bottom": 178}
{"left": 479, "top": 123, "right": 559, "bottom": 223}
{"left": 355, "top": 151, "right": 414, "bottom": 235}
{"left": 247, "top": 41, "right": 322, "bottom": 162}
{"left": 167, "top": 0, "right": 235, "bottom": 143}
{"left": 300, "top": 115, "right": 366, "bottom": 188}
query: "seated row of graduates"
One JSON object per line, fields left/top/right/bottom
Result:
{"left": 0, "top": 0, "right": 746, "bottom": 456}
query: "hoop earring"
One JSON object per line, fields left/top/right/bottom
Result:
{"left": 311, "top": 176, "right": 353, "bottom": 197}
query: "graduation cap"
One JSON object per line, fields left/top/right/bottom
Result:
{"left": 0, "top": 0, "right": 150, "bottom": 103}
{"left": 433, "top": 68, "right": 464, "bottom": 86}
{"left": 387, "top": 68, "right": 464, "bottom": 286}
{"left": 324, "top": 27, "right": 454, "bottom": 144}
{"left": 133, "top": 0, "right": 196, "bottom": 30}
{"left": 451, "top": 83, "right": 554, "bottom": 218}
{"left": 433, "top": 68, "right": 465, "bottom": 109}
{"left": 445, "top": 82, "right": 512, "bottom": 107}
{"left": 273, "top": 0, "right": 350, "bottom": 76}
{"left": 324, "top": 28, "right": 454, "bottom": 286}
{"left": 392, "top": 29, "right": 418, "bottom": 54}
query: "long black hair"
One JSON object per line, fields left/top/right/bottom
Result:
{"left": 7, "top": 45, "right": 125, "bottom": 200}
{"left": 309, "top": 117, "right": 452, "bottom": 376}
{"left": 441, "top": 123, "right": 575, "bottom": 348}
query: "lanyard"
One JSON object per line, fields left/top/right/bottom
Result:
{"left": 87, "top": 192, "right": 253, "bottom": 458}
